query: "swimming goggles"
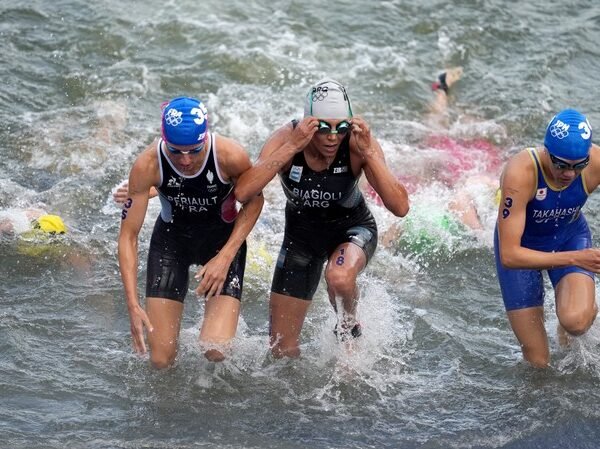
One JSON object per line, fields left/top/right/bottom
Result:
{"left": 165, "top": 140, "right": 205, "bottom": 155}
{"left": 549, "top": 153, "right": 589, "bottom": 171}
{"left": 317, "top": 120, "right": 352, "bottom": 135}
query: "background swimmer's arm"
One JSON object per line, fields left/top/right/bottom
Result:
{"left": 113, "top": 180, "right": 158, "bottom": 204}
{"left": 0, "top": 217, "right": 15, "bottom": 235}
{"left": 380, "top": 222, "right": 402, "bottom": 248}
{"left": 235, "top": 118, "right": 318, "bottom": 203}
{"left": 350, "top": 117, "right": 409, "bottom": 217}
{"left": 449, "top": 189, "right": 483, "bottom": 230}
{"left": 117, "top": 148, "right": 157, "bottom": 353}
{"left": 196, "top": 142, "right": 264, "bottom": 298}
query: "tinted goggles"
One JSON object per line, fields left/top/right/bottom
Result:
{"left": 165, "top": 140, "right": 205, "bottom": 155}
{"left": 549, "top": 153, "right": 589, "bottom": 171}
{"left": 317, "top": 120, "right": 352, "bottom": 135}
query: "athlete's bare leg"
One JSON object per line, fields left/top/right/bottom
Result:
{"left": 146, "top": 297, "right": 184, "bottom": 369}
{"left": 325, "top": 242, "right": 367, "bottom": 340}
{"left": 555, "top": 273, "right": 597, "bottom": 336}
{"left": 507, "top": 306, "right": 549, "bottom": 368}
{"left": 269, "top": 293, "right": 311, "bottom": 358}
{"left": 199, "top": 294, "right": 241, "bottom": 362}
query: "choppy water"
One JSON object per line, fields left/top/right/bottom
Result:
{"left": 2, "top": 1, "right": 600, "bottom": 448}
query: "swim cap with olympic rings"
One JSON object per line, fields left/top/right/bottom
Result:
{"left": 303, "top": 79, "right": 353, "bottom": 119}
{"left": 544, "top": 109, "right": 592, "bottom": 160}
{"left": 161, "top": 97, "right": 208, "bottom": 146}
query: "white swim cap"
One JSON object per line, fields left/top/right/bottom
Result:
{"left": 303, "top": 78, "right": 353, "bottom": 119}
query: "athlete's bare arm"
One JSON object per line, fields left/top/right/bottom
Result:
{"left": 349, "top": 116, "right": 409, "bottom": 217}
{"left": 235, "top": 117, "right": 319, "bottom": 203}
{"left": 117, "top": 142, "right": 161, "bottom": 354}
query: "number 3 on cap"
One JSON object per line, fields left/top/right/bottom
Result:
{"left": 579, "top": 120, "right": 592, "bottom": 140}
{"left": 191, "top": 104, "right": 208, "bottom": 126}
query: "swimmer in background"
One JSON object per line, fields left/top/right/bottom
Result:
{"left": 0, "top": 208, "right": 66, "bottom": 237}
{"left": 495, "top": 109, "right": 600, "bottom": 368}
{"left": 426, "top": 67, "right": 502, "bottom": 229}
{"left": 0, "top": 206, "right": 91, "bottom": 270}
{"left": 378, "top": 67, "right": 501, "bottom": 249}
{"left": 29, "top": 100, "right": 132, "bottom": 175}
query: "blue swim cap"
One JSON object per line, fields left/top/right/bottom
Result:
{"left": 161, "top": 97, "right": 208, "bottom": 146}
{"left": 544, "top": 109, "right": 592, "bottom": 160}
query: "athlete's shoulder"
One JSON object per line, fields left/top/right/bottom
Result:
{"left": 214, "top": 134, "right": 247, "bottom": 156}
{"left": 501, "top": 148, "right": 537, "bottom": 191}
{"left": 505, "top": 148, "right": 536, "bottom": 172}
{"left": 137, "top": 138, "right": 160, "bottom": 161}
{"left": 130, "top": 139, "right": 160, "bottom": 184}
{"left": 213, "top": 134, "right": 252, "bottom": 179}
{"left": 588, "top": 143, "right": 600, "bottom": 165}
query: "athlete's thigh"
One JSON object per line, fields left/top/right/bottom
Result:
{"left": 271, "top": 229, "right": 325, "bottom": 300}
{"left": 325, "top": 225, "right": 376, "bottom": 277}
{"left": 494, "top": 228, "right": 544, "bottom": 310}
{"left": 219, "top": 242, "right": 246, "bottom": 300}
{"left": 548, "top": 220, "right": 594, "bottom": 307}
{"left": 325, "top": 241, "right": 366, "bottom": 279}
{"left": 554, "top": 272, "right": 596, "bottom": 316}
{"left": 146, "top": 220, "right": 193, "bottom": 301}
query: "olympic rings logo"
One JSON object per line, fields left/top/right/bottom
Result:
{"left": 549, "top": 120, "right": 570, "bottom": 140}
{"left": 312, "top": 86, "right": 329, "bottom": 102}
{"left": 164, "top": 108, "right": 183, "bottom": 126}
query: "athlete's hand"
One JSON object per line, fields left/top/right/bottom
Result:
{"left": 113, "top": 180, "right": 129, "bottom": 204}
{"left": 289, "top": 116, "right": 319, "bottom": 153}
{"left": 127, "top": 303, "right": 154, "bottom": 354}
{"left": 575, "top": 248, "right": 600, "bottom": 273}
{"left": 194, "top": 252, "right": 232, "bottom": 299}
{"left": 349, "top": 116, "right": 375, "bottom": 158}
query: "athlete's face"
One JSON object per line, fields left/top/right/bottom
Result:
{"left": 547, "top": 150, "right": 589, "bottom": 187}
{"left": 312, "top": 118, "right": 351, "bottom": 157}
{"left": 164, "top": 139, "right": 206, "bottom": 174}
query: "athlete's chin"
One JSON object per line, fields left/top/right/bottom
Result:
{"left": 557, "top": 178, "right": 575, "bottom": 187}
